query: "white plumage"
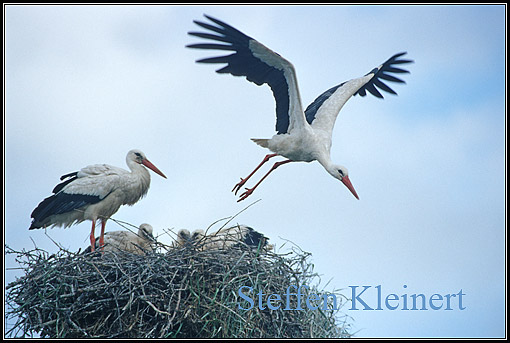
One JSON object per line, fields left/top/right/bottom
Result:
{"left": 86, "top": 223, "right": 155, "bottom": 255}
{"left": 29, "top": 149, "right": 167, "bottom": 252}
{"left": 188, "top": 15, "right": 412, "bottom": 201}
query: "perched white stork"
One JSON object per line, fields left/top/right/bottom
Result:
{"left": 174, "top": 225, "right": 271, "bottom": 251}
{"left": 29, "top": 149, "right": 167, "bottom": 252}
{"left": 85, "top": 223, "right": 156, "bottom": 255}
{"left": 187, "top": 15, "right": 412, "bottom": 201}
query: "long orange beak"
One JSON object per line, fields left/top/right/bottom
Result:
{"left": 143, "top": 159, "right": 167, "bottom": 179}
{"left": 341, "top": 175, "right": 359, "bottom": 200}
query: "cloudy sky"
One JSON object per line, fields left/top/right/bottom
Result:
{"left": 4, "top": 4, "right": 505, "bottom": 338}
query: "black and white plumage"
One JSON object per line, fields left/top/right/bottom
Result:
{"left": 174, "top": 225, "right": 271, "bottom": 251}
{"left": 29, "top": 149, "right": 167, "bottom": 252}
{"left": 187, "top": 15, "right": 412, "bottom": 201}
{"left": 85, "top": 223, "right": 156, "bottom": 255}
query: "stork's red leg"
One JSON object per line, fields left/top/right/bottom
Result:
{"left": 233, "top": 154, "right": 278, "bottom": 195}
{"left": 238, "top": 159, "right": 293, "bottom": 202}
{"left": 89, "top": 220, "right": 96, "bottom": 252}
{"left": 99, "top": 221, "right": 106, "bottom": 253}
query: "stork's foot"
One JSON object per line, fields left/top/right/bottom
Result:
{"left": 96, "top": 238, "right": 105, "bottom": 254}
{"left": 232, "top": 178, "right": 248, "bottom": 195}
{"left": 237, "top": 187, "right": 255, "bottom": 202}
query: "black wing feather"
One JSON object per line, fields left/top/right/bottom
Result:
{"left": 187, "top": 15, "right": 291, "bottom": 134}
{"left": 52, "top": 171, "right": 78, "bottom": 193}
{"left": 304, "top": 52, "right": 412, "bottom": 123}
{"left": 29, "top": 192, "right": 101, "bottom": 229}
{"left": 241, "top": 226, "right": 269, "bottom": 249}
{"left": 304, "top": 83, "right": 343, "bottom": 125}
{"left": 355, "top": 52, "right": 413, "bottom": 98}
{"left": 29, "top": 172, "right": 102, "bottom": 229}
{"left": 188, "top": 43, "right": 235, "bottom": 51}
{"left": 373, "top": 78, "right": 397, "bottom": 95}
{"left": 364, "top": 82, "right": 384, "bottom": 99}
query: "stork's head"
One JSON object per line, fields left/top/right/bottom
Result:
{"left": 328, "top": 165, "right": 359, "bottom": 200}
{"left": 177, "top": 229, "right": 191, "bottom": 243}
{"left": 127, "top": 149, "right": 167, "bottom": 179}
{"left": 191, "top": 229, "right": 205, "bottom": 242}
{"left": 139, "top": 223, "right": 154, "bottom": 241}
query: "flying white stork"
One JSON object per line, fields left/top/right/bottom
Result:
{"left": 29, "top": 149, "right": 167, "bottom": 252}
{"left": 187, "top": 15, "right": 412, "bottom": 201}
{"left": 85, "top": 223, "right": 156, "bottom": 255}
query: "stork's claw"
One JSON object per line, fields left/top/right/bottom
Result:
{"left": 232, "top": 177, "right": 247, "bottom": 195}
{"left": 237, "top": 187, "right": 254, "bottom": 202}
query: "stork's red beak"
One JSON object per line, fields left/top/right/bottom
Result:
{"left": 143, "top": 159, "right": 167, "bottom": 179}
{"left": 341, "top": 175, "right": 359, "bottom": 200}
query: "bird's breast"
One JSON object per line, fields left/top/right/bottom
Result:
{"left": 119, "top": 170, "right": 151, "bottom": 205}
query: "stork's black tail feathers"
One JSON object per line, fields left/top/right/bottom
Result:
{"left": 355, "top": 52, "right": 413, "bottom": 99}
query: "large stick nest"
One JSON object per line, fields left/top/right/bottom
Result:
{"left": 6, "top": 234, "right": 352, "bottom": 338}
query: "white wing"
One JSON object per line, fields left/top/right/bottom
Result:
{"left": 305, "top": 52, "right": 413, "bottom": 136}
{"left": 187, "top": 15, "right": 306, "bottom": 134}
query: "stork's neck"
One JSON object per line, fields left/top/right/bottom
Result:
{"left": 131, "top": 162, "right": 151, "bottom": 183}
{"left": 316, "top": 153, "right": 341, "bottom": 179}
{"left": 125, "top": 160, "right": 151, "bottom": 204}
{"left": 316, "top": 153, "right": 332, "bottom": 174}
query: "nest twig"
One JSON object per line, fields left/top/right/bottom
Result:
{"left": 6, "top": 237, "right": 352, "bottom": 338}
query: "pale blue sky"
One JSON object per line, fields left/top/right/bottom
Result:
{"left": 4, "top": 4, "right": 506, "bottom": 338}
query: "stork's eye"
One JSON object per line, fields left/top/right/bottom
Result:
{"left": 338, "top": 169, "right": 345, "bottom": 177}
{"left": 133, "top": 152, "right": 144, "bottom": 162}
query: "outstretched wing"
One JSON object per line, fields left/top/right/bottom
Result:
{"left": 305, "top": 52, "right": 413, "bottom": 133}
{"left": 187, "top": 15, "right": 305, "bottom": 134}
{"left": 355, "top": 52, "right": 413, "bottom": 98}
